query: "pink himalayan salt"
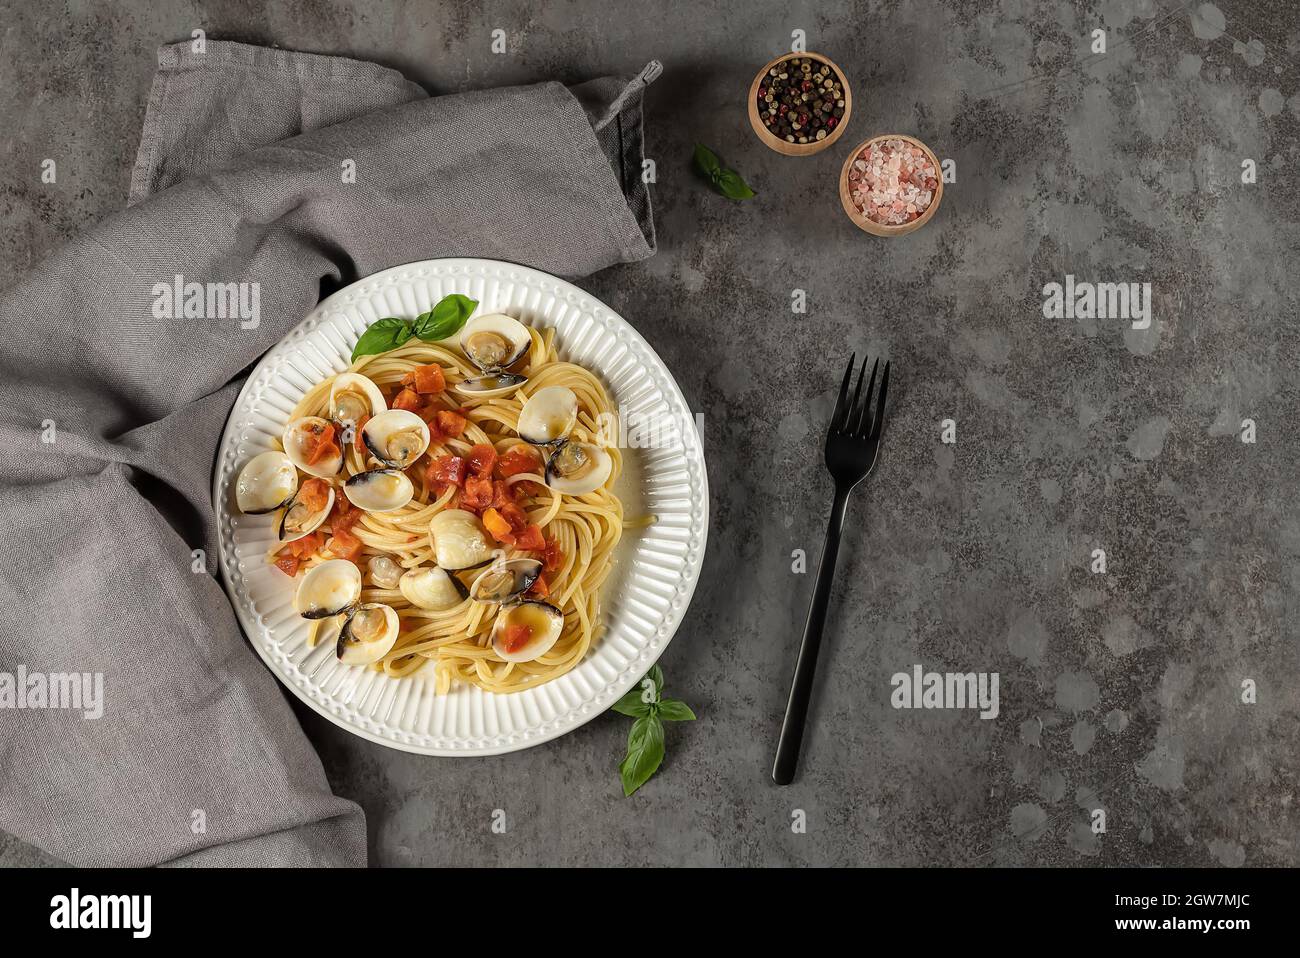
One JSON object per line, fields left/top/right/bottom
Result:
{"left": 847, "top": 137, "right": 938, "bottom": 226}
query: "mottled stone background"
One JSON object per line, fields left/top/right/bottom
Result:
{"left": 2, "top": 0, "right": 1297, "bottom": 866}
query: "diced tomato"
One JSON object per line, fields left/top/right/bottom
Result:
{"left": 515, "top": 524, "right": 546, "bottom": 552}
{"left": 481, "top": 507, "right": 515, "bottom": 545}
{"left": 331, "top": 527, "right": 363, "bottom": 561}
{"left": 352, "top": 414, "right": 370, "bottom": 455}
{"left": 304, "top": 422, "right": 339, "bottom": 466}
{"left": 330, "top": 495, "right": 362, "bottom": 534}
{"left": 435, "top": 410, "right": 468, "bottom": 438}
{"left": 461, "top": 476, "right": 494, "bottom": 510}
{"left": 392, "top": 388, "right": 422, "bottom": 412}
{"left": 501, "top": 623, "right": 533, "bottom": 654}
{"left": 289, "top": 530, "right": 324, "bottom": 558}
{"left": 496, "top": 445, "right": 543, "bottom": 479}
{"left": 297, "top": 477, "right": 331, "bottom": 513}
{"left": 542, "top": 538, "right": 564, "bottom": 573}
{"left": 498, "top": 500, "right": 528, "bottom": 532}
{"left": 467, "top": 443, "right": 497, "bottom": 478}
{"left": 273, "top": 552, "right": 300, "bottom": 577}
{"left": 490, "top": 480, "right": 517, "bottom": 509}
{"left": 425, "top": 454, "right": 467, "bottom": 491}
{"left": 412, "top": 365, "right": 446, "bottom": 394}
{"left": 526, "top": 573, "right": 549, "bottom": 598}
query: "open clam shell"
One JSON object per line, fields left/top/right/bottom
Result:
{"left": 329, "top": 372, "right": 386, "bottom": 425}
{"left": 518, "top": 385, "right": 578, "bottom": 446}
{"left": 293, "top": 558, "right": 362, "bottom": 620}
{"left": 361, "top": 409, "right": 430, "bottom": 469}
{"left": 344, "top": 468, "right": 414, "bottom": 513}
{"left": 337, "top": 602, "right": 400, "bottom": 665}
{"left": 491, "top": 600, "right": 564, "bottom": 663}
{"left": 236, "top": 451, "right": 298, "bottom": 515}
{"left": 460, "top": 313, "right": 530, "bottom": 372}
{"left": 469, "top": 558, "right": 543, "bottom": 604}
{"left": 282, "top": 416, "right": 344, "bottom": 479}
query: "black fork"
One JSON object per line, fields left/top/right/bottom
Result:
{"left": 772, "top": 354, "right": 891, "bottom": 786}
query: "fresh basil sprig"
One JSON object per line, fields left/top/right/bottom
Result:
{"left": 351, "top": 293, "right": 479, "bottom": 361}
{"left": 693, "top": 144, "right": 756, "bottom": 200}
{"left": 612, "top": 664, "right": 696, "bottom": 796}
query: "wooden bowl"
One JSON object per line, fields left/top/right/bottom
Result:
{"left": 838, "top": 134, "right": 944, "bottom": 236}
{"left": 748, "top": 52, "right": 852, "bottom": 156}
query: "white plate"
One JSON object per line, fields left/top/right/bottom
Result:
{"left": 212, "top": 258, "right": 708, "bottom": 756}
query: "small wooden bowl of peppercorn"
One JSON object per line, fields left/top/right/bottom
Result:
{"left": 748, "top": 52, "right": 852, "bottom": 156}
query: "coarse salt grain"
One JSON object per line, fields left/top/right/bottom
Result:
{"left": 848, "top": 137, "right": 938, "bottom": 226}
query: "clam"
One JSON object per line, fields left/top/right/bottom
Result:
{"left": 460, "top": 313, "right": 531, "bottom": 372}
{"left": 278, "top": 480, "right": 335, "bottom": 543}
{"left": 545, "top": 441, "right": 612, "bottom": 496}
{"left": 398, "top": 566, "right": 466, "bottom": 611}
{"left": 282, "top": 416, "right": 343, "bottom": 479}
{"left": 469, "top": 557, "right": 543, "bottom": 604}
{"left": 428, "top": 509, "right": 495, "bottom": 570}
{"left": 344, "top": 468, "right": 414, "bottom": 513}
{"left": 236, "top": 451, "right": 298, "bottom": 515}
{"left": 451, "top": 372, "right": 527, "bottom": 400}
{"left": 367, "top": 555, "right": 404, "bottom": 590}
{"left": 329, "top": 372, "right": 386, "bottom": 425}
{"left": 491, "top": 600, "right": 565, "bottom": 663}
{"left": 336, "top": 602, "right": 400, "bottom": 665}
{"left": 517, "top": 386, "right": 578, "bottom": 446}
{"left": 293, "top": 558, "right": 362, "bottom": 620}
{"left": 361, "top": 409, "right": 430, "bottom": 469}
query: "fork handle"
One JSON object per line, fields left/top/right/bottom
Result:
{"left": 772, "top": 485, "right": 851, "bottom": 785}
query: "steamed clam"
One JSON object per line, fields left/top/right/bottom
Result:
{"left": 367, "top": 555, "right": 404, "bottom": 590}
{"left": 361, "top": 409, "right": 429, "bottom": 469}
{"left": 398, "top": 566, "right": 466, "bottom": 611}
{"left": 491, "top": 600, "right": 564, "bottom": 663}
{"left": 453, "top": 313, "right": 531, "bottom": 398}
{"left": 293, "top": 558, "right": 362, "bottom": 619}
{"left": 545, "top": 440, "right": 612, "bottom": 496}
{"left": 278, "top": 478, "right": 335, "bottom": 543}
{"left": 428, "top": 509, "right": 495, "bottom": 570}
{"left": 236, "top": 451, "right": 298, "bottom": 515}
{"left": 329, "top": 372, "right": 386, "bottom": 425}
{"left": 282, "top": 416, "right": 343, "bottom": 479}
{"left": 469, "top": 557, "right": 543, "bottom": 604}
{"left": 337, "top": 602, "right": 400, "bottom": 665}
{"left": 460, "top": 313, "right": 531, "bottom": 372}
{"left": 344, "top": 468, "right": 414, "bottom": 513}
{"left": 517, "top": 385, "right": 578, "bottom": 446}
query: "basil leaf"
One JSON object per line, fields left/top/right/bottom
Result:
{"left": 413, "top": 294, "right": 478, "bottom": 342}
{"left": 692, "top": 143, "right": 722, "bottom": 177}
{"left": 648, "top": 665, "right": 664, "bottom": 698}
{"left": 612, "top": 688, "right": 654, "bottom": 718}
{"left": 619, "top": 714, "right": 666, "bottom": 797}
{"left": 715, "top": 169, "right": 756, "bottom": 200}
{"left": 656, "top": 699, "right": 696, "bottom": 722}
{"left": 351, "top": 317, "right": 413, "bottom": 361}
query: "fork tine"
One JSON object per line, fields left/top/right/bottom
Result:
{"left": 846, "top": 356, "right": 868, "bottom": 434}
{"left": 832, "top": 353, "right": 855, "bottom": 432}
{"left": 870, "top": 360, "right": 891, "bottom": 438}
{"left": 852, "top": 358, "right": 878, "bottom": 436}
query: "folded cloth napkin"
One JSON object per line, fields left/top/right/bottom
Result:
{"left": 0, "top": 40, "right": 658, "bottom": 867}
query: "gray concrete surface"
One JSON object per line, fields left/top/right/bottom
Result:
{"left": 2, "top": 0, "right": 1298, "bottom": 866}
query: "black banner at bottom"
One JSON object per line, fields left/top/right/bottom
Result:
{"left": 0, "top": 866, "right": 1276, "bottom": 942}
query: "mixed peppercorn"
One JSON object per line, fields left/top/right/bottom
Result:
{"left": 757, "top": 56, "right": 846, "bottom": 145}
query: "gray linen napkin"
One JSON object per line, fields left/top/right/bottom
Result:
{"left": 0, "top": 40, "right": 658, "bottom": 867}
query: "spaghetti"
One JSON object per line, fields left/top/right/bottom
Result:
{"left": 276, "top": 324, "right": 627, "bottom": 694}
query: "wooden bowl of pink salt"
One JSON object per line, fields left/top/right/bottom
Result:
{"left": 839, "top": 134, "right": 942, "bottom": 236}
